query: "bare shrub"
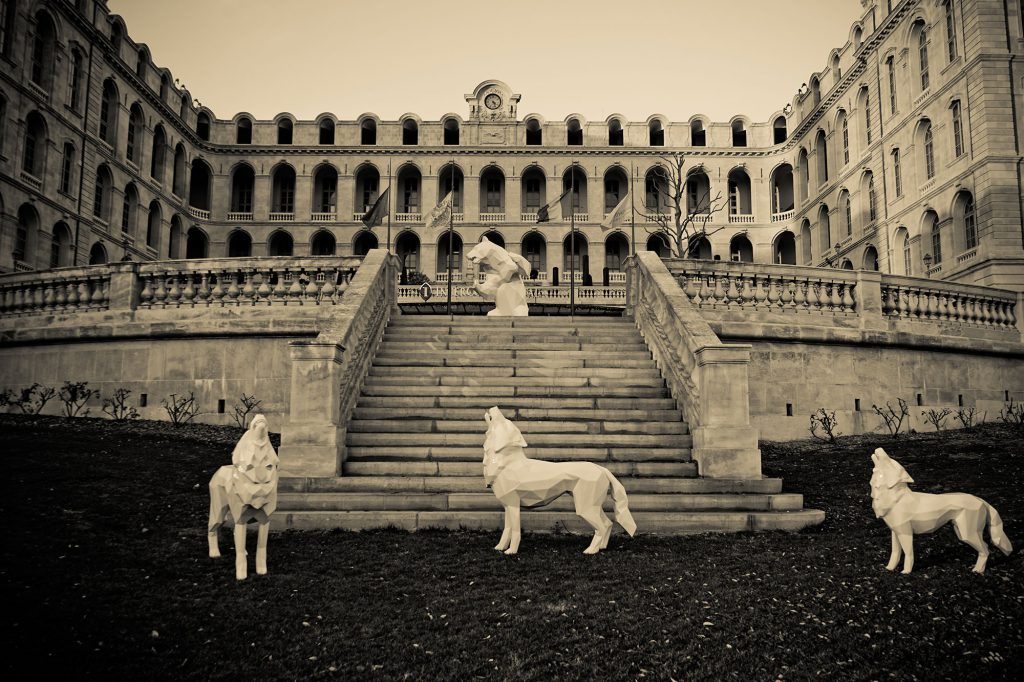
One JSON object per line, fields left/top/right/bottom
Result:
{"left": 809, "top": 409, "right": 841, "bottom": 444}
{"left": 999, "top": 399, "right": 1024, "bottom": 428}
{"left": 4, "top": 383, "right": 57, "bottom": 415}
{"left": 922, "top": 408, "right": 953, "bottom": 432}
{"left": 231, "top": 393, "right": 263, "bottom": 428}
{"left": 163, "top": 391, "right": 201, "bottom": 427}
{"left": 102, "top": 388, "right": 140, "bottom": 421}
{"left": 59, "top": 381, "right": 98, "bottom": 418}
{"left": 871, "top": 398, "right": 909, "bottom": 437}
{"left": 954, "top": 407, "right": 984, "bottom": 430}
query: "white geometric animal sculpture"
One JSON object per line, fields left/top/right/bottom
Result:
{"left": 466, "top": 236, "right": 531, "bottom": 317}
{"left": 483, "top": 406, "right": 637, "bottom": 554}
{"left": 870, "top": 447, "right": 1013, "bottom": 574}
{"left": 208, "top": 414, "right": 280, "bottom": 580}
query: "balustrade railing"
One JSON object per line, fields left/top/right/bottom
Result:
{"left": 20, "top": 170, "right": 42, "bottom": 190}
{"left": 311, "top": 212, "right": 336, "bottom": 222}
{"left": 880, "top": 276, "right": 1018, "bottom": 330}
{"left": 0, "top": 267, "right": 112, "bottom": 316}
{"left": 136, "top": 258, "right": 361, "bottom": 308}
{"left": 226, "top": 212, "right": 253, "bottom": 222}
{"left": 397, "top": 283, "right": 626, "bottom": 306}
{"left": 771, "top": 210, "right": 795, "bottom": 223}
{"left": 728, "top": 214, "right": 755, "bottom": 224}
{"left": 395, "top": 212, "right": 421, "bottom": 223}
{"left": 188, "top": 206, "right": 211, "bottom": 220}
{"left": 269, "top": 212, "right": 295, "bottom": 222}
{"left": 480, "top": 212, "right": 505, "bottom": 223}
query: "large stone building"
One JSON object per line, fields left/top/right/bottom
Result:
{"left": 1, "top": 0, "right": 1022, "bottom": 289}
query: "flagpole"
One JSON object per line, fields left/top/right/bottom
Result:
{"left": 447, "top": 157, "right": 454, "bottom": 319}
{"left": 387, "top": 158, "right": 392, "bottom": 253}
{"left": 630, "top": 162, "right": 636, "bottom": 257}
{"left": 570, "top": 160, "right": 576, "bottom": 320}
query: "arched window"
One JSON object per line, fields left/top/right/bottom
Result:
{"left": 227, "top": 230, "right": 252, "bottom": 258}
{"left": 797, "top": 148, "right": 810, "bottom": 202}
{"left": 89, "top": 242, "right": 108, "bottom": 265}
{"left": 271, "top": 164, "right": 296, "bottom": 215}
{"left": 831, "top": 54, "right": 841, "bottom": 82}
{"left": 22, "top": 111, "right": 47, "bottom": 179}
{"left": 563, "top": 232, "right": 589, "bottom": 273}
{"left": 605, "top": 232, "right": 629, "bottom": 271}
{"left": 644, "top": 166, "right": 667, "bottom": 213}
{"left": 319, "top": 118, "right": 335, "bottom": 145}
{"left": 809, "top": 77, "right": 821, "bottom": 107}
{"left": 60, "top": 142, "right": 75, "bottom": 194}
{"left": 892, "top": 148, "right": 902, "bottom": 197}
{"left": 520, "top": 167, "right": 543, "bottom": 215}
{"left": 770, "top": 164, "right": 794, "bottom": 214}
{"left": 146, "top": 201, "right": 161, "bottom": 249}
{"left": 355, "top": 164, "right": 381, "bottom": 213}
{"left": 172, "top": 144, "right": 186, "bottom": 197}
{"left": 168, "top": 215, "right": 183, "bottom": 259}
{"left": 397, "top": 165, "right": 422, "bottom": 213}
{"left": 236, "top": 117, "right": 252, "bottom": 144}
{"left": 99, "top": 79, "right": 119, "bottom": 146}
{"left": 861, "top": 88, "right": 873, "bottom": 145}
{"left": 68, "top": 48, "right": 85, "bottom": 112}
{"left": 951, "top": 100, "right": 964, "bottom": 158}
{"left": 188, "top": 159, "right": 212, "bottom": 212}
{"left": 896, "top": 226, "right": 911, "bottom": 275}
{"left": 774, "top": 231, "right": 796, "bottom": 265}
{"left": 1, "top": 0, "right": 17, "bottom": 58}
{"left": 773, "top": 116, "right": 787, "bottom": 144}
{"left": 886, "top": 56, "right": 897, "bottom": 114}
{"left": 437, "top": 232, "right": 463, "bottom": 274}
{"left": 944, "top": 0, "right": 958, "bottom": 61}
{"left": 690, "top": 120, "right": 706, "bottom": 146}
{"left": 230, "top": 164, "right": 255, "bottom": 214}
{"left": 160, "top": 73, "right": 170, "bottom": 102}
{"left": 313, "top": 164, "right": 338, "bottom": 215}
{"left": 561, "top": 166, "right": 588, "bottom": 216}
{"left": 818, "top": 204, "right": 832, "bottom": 250}
{"left": 604, "top": 166, "right": 627, "bottom": 213}
{"left": 840, "top": 190, "right": 852, "bottom": 237}
{"left": 179, "top": 93, "right": 190, "bottom": 120}
{"left": 14, "top": 204, "right": 39, "bottom": 266}
{"left": 567, "top": 118, "right": 583, "bottom": 146}
{"left": 395, "top": 231, "right": 419, "bottom": 272}
{"left": 814, "top": 129, "right": 828, "bottom": 186}
{"left": 479, "top": 166, "right": 504, "bottom": 214}
{"left": 136, "top": 48, "right": 148, "bottom": 80}
{"left": 443, "top": 118, "right": 459, "bottom": 145}
{"left": 196, "top": 112, "right": 210, "bottom": 141}
{"left": 731, "top": 120, "right": 747, "bottom": 147}
{"left": 923, "top": 123, "right": 935, "bottom": 179}
{"left": 51, "top": 221, "right": 72, "bottom": 268}
{"left": 310, "top": 230, "right": 336, "bottom": 256}
{"left": 151, "top": 124, "right": 166, "bottom": 182}
{"left": 277, "top": 118, "right": 293, "bottom": 145}
{"left": 608, "top": 119, "right": 623, "bottom": 146}
{"left": 127, "top": 103, "right": 144, "bottom": 166}
{"left": 727, "top": 168, "right": 751, "bottom": 216}
{"left": 30, "top": 11, "right": 57, "bottom": 91}
{"left": 838, "top": 110, "right": 850, "bottom": 165}
{"left": 866, "top": 174, "right": 877, "bottom": 223}
{"left": 402, "top": 119, "right": 418, "bottom": 145}
{"left": 963, "top": 195, "right": 977, "bottom": 250}
{"left": 649, "top": 120, "right": 664, "bottom": 146}
{"left": 729, "top": 234, "right": 753, "bottom": 262}
{"left": 110, "top": 20, "right": 123, "bottom": 55}
{"left": 929, "top": 213, "right": 942, "bottom": 264}
{"left": 360, "top": 118, "right": 376, "bottom": 144}
{"left": 93, "top": 164, "right": 113, "bottom": 223}
{"left": 353, "top": 231, "right": 379, "bottom": 257}
{"left": 918, "top": 22, "right": 930, "bottom": 90}
{"left": 525, "top": 118, "right": 542, "bottom": 145}
{"left": 121, "top": 183, "right": 138, "bottom": 236}
{"left": 185, "top": 227, "right": 208, "bottom": 259}
{"left": 686, "top": 170, "right": 711, "bottom": 214}
{"left": 646, "top": 234, "right": 669, "bottom": 257}
{"left": 687, "top": 235, "right": 712, "bottom": 260}
{"left": 268, "top": 231, "right": 293, "bottom": 257}
{"left": 853, "top": 25, "right": 862, "bottom": 49}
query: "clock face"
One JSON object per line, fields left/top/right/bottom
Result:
{"left": 484, "top": 93, "right": 502, "bottom": 110}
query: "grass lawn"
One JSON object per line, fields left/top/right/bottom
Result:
{"left": 1, "top": 414, "right": 1022, "bottom": 681}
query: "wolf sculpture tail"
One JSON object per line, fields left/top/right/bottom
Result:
{"left": 607, "top": 470, "right": 637, "bottom": 537}
{"left": 985, "top": 502, "right": 1014, "bottom": 555}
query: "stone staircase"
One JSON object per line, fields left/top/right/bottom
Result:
{"left": 276, "top": 314, "right": 824, "bottom": 534}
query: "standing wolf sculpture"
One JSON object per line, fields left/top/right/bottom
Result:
{"left": 208, "top": 414, "right": 279, "bottom": 580}
{"left": 870, "top": 447, "right": 1013, "bottom": 574}
{"left": 466, "top": 236, "right": 531, "bottom": 316}
{"left": 483, "top": 406, "right": 637, "bottom": 554}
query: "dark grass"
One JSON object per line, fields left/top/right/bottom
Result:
{"left": 2, "top": 414, "right": 1022, "bottom": 681}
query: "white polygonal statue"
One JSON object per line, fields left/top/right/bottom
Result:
{"left": 466, "top": 236, "right": 531, "bottom": 316}
{"left": 870, "top": 447, "right": 1013, "bottom": 574}
{"left": 208, "top": 414, "right": 280, "bottom": 580}
{"left": 483, "top": 406, "right": 637, "bottom": 554}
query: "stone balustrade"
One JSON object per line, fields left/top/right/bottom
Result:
{"left": 396, "top": 282, "right": 627, "bottom": 306}
{"left": 880, "top": 275, "right": 1018, "bottom": 330}
{"left": 0, "top": 265, "right": 114, "bottom": 316}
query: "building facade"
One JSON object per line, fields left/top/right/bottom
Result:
{"left": 1, "top": 0, "right": 1022, "bottom": 289}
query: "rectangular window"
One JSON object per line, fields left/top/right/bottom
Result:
{"left": 126, "top": 124, "right": 137, "bottom": 165}
{"left": 403, "top": 178, "right": 419, "bottom": 212}
{"left": 60, "top": 144, "right": 74, "bottom": 194}
{"left": 362, "top": 178, "right": 378, "bottom": 211}
{"left": 903, "top": 245, "right": 912, "bottom": 276}
{"left": 920, "top": 31, "right": 930, "bottom": 90}
{"left": 605, "top": 178, "right": 620, "bottom": 212}
{"left": 524, "top": 178, "right": 540, "bottom": 210}
{"left": 728, "top": 181, "right": 739, "bottom": 215}
{"left": 893, "top": 150, "right": 902, "bottom": 197}
{"left": 945, "top": 1, "right": 958, "bottom": 61}
{"left": 925, "top": 130, "right": 935, "bottom": 179}
{"left": 952, "top": 102, "right": 964, "bottom": 158}
{"left": 842, "top": 119, "right": 850, "bottom": 164}
{"left": 280, "top": 184, "right": 294, "bottom": 213}
{"left": 932, "top": 228, "right": 942, "bottom": 263}
{"left": 965, "top": 203, "right": 977, "bottom": 249}
{"left": 93, "top": 182, "right": 104, "bottom": 217}
{"left": 887, "top": 58, "right": 897, "bottom": 114}
{"left": 69, "top": 53, "right": 83, "bottom": 111}
{"left": 485, "top": 178, "right": 501, "bottom": 211}
{"left": 687, "top": 179, "right": 698, "bottom": 213}
{"left": 99, "top": 99, "right": 111, "bottom": 143}
{"left": 121, "top": 197, "right": 131, "bottom": 233}
{"left": 864, "top": 96, "right": 872, "bottom": 145}
{"left": 22, "top": 131, "right": 37, "bottom": 174}
{"left": 238, "top": 185, "right": 253, "bottom": 213}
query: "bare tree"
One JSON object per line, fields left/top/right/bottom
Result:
{"left": 638, "top": 153, "right": 729, "bottom": 258}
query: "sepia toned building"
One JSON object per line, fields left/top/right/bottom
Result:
{"left": 1, "top": 0, "right": 1022, "bottom": 290}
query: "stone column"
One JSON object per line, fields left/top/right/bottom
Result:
{"left": 855, "top": 270, "right": 887, "bottom": 331}
{"left": 107, "top": 261, "right": 140, "bottom": 310}
{"left": 506, "top": 173, "right": 521, "bottom": 222}
{"left": 277, "top": 342, "right": 345, "bottom": 477}
{"left": 691, "top": 345, "right": 762, "bottom": 479}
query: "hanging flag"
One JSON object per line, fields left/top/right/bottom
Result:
{"left": 536, "top": 188, "right": 570, "bottom": 223}
{"left": 601, "top": 192, "right": 632, "bottom": 231}
{"left": 424, "top": 191, "right": 454, "bottom": 234}
{"left": 360, "top": 187, "right": 390, "bottom": 228}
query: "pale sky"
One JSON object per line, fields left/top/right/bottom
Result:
{"left": 107, "top": 0, "right": 866, "bottom": 124}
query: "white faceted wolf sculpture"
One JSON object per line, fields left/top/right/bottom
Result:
{"left": 466, "top": 236, "right": 531, "bottom": 317}
{"left": 483, "top": 406, "right": 637, "bottom": 554}
{"left": 208, "top": 414, "right": 280, "bottom": 580}
{"left": 870, "top": 447, "right": 1013, "bottom": 574}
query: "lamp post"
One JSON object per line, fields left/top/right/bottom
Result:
{"left": 923, "top": 253, "right": 932, "bottom": 278}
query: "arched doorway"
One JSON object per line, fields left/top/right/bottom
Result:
{"left": 862, "top": 245, "right": 879, "bottom": 271}
{"left": 185, "top": 227, "right": 208, "bottom": 259}
{"left": 311, "top": 230, "right": 336, "bottom": 256}
{"left": 395, "top": 231, "right": 420, "bottom": 274}
{"left": 688, "top": 235, "right": 712, "bottom": 260}
{"left": 227, "top": 230, "right": 252, "bottom": 257}
{"left": 268, "top": 230, "right": 294, "bottom": 256}
{"left": 51, "top": 221, "right": 72, "bottom": 268}
{"left": 729, "top": 233, "right": 753, "bottom": 262}
{"left": 773, "top": 231, "right": 796, "bottom": 265}
{"left": 604, "top": 232, "right": 629, "bottom": 272}
{"left": 89, "top": 242, "right": 108, "bottom": 265}
{"left": 563, "top": 232, "right": 589, "bottom": 281}
{"left": 521, "top": 231, "right": 546, "bottom": 279}
{"left": 436, "top": 232, "right": 463, "bottom": 279}
{"left": 352, "top": 230, "right": 378, "bottom": 257}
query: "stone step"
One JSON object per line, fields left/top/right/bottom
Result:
{"left": 347, "top": 419, "right": 689, "bottom": 435}
{"left": 345, "top": 446, "right": 691, "bottom": 463}
{"left": 388, "top": 315, "right": 632, "bottom": 327}
{"left": 277, "top": 492, "right": 805, "bottom": 513}
{"left": 371, "top": 356, "right": 655, "bottom": 368}
{"left": 375, "top": 349, "right": 652, "bottom": 361}
{"left": 362, "top": 375, "right": 665, "bottom": 389}
{"left": 384, "top": 332, "right": 644, "bottom": 344}
{"left": 346, "top": 432, "right": 689, "bottom": 447}
{"left": 360, "top": 385, "right": 670, "bottom": 398}
{"left": 368, "top": 366, "right": 663, "bottom": 379}
{"left": 379, "top": 341, "right": 650, "bottom": 352}
{"left": 271, "top": 509, "right": 826, "bottom": 534}
{"left": 355, "top": 396, "right": 678, "bottom": 409}
{"left": 342, "top": 461, "right": 695, "bottom": 478}
{"left": 281, "top": 476, "right": 782, "bottom": 495}
{"left": 352, "top": 407, "right": 683, "bottom": 422}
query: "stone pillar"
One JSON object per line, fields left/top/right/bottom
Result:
{"left": 855, "top": 270, "right": 887, "bottom": 331}
{"left": 1016, "top": 291, "right": 1024, "bottom": 343}
{"left": 337, "top": 174, "right": 356, "bottom": 223}
{"left": 691, "top": 345, "right": 762, "bottom": 479}
{"left": 464, "top": 170, "right": 480, "bottom": 223}
{"left": 506, "top": 174, "right": 521, "bottom": 222}
{"left": 107, "top": 261, "right": 140, "bottom": 310}
{"left": 278, "top": 342, "right": 345, "bottom": 477}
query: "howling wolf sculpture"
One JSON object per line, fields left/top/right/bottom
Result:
{"left": 466, "top": 236, "right": 531, "bottom": 316}
{"left": 870, "top": 447, "right": 1012, "bottom": 574}
{"left": 208, "top": 414, "right": 279, "bottom": 580}
{"left": 483, "top": 406, "right": 637, "bottom": 554}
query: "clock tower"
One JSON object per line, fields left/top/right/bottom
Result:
{"left": 465, "top": 80, "right": 520, "bottom": 122}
